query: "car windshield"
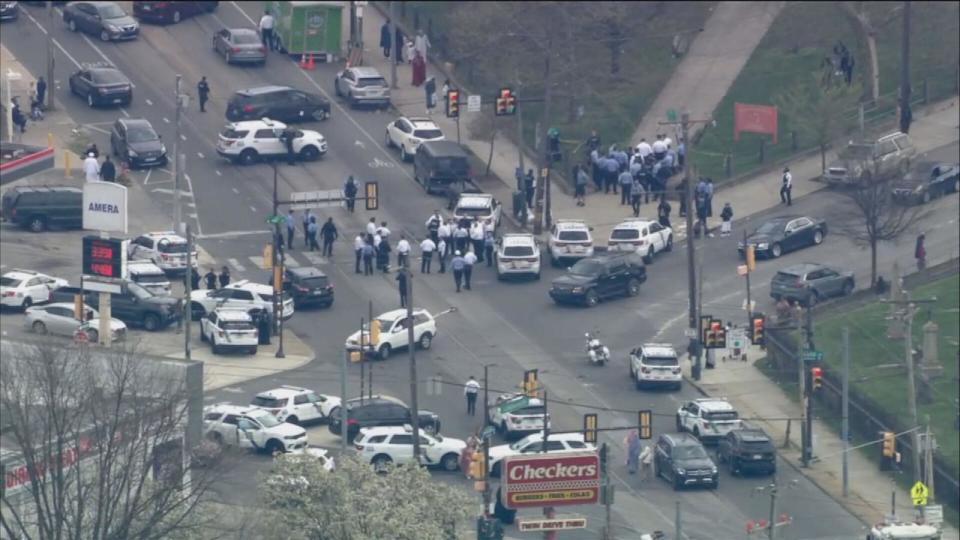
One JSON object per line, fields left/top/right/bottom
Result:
{"left": 221, "top": 128, "right": 248, "bottom": 139}
{"left": 299, "top": 276, "right": 329, "bottom": 288}
{"left": 644, "top": 355, "right": 678, "bottom": 367}
{"left": 839, "top": 144, "right": 873, "bottom": 160}
{"left": 503, "top": 246, "right": 534, "bottom": 257}
{"left": 99, "top": 5, "right": 127, "bottom": 19}
{"left": 755, "top": 221, "right": 785, "bottom": 235}
{"left": 127, "top": 282, "right": 154, "bottom": 299}
{"left": 158, "top": 241, "right": 189, "bottom": 253}
{"left": 413, "top": 129, "right": 443, "bottom": 139}
{"left": 558, "top": 230, "right": 589, "bottom": 241}
{"left": 92, "top": 70, "right": 127, "bottom": 85}
{"left": 232, "top": 32, "right": 260, "bottom": 44}
{"left": 610, "top": 228, "right": 640, "bottom": 240}
{"left": 127, "top": 126, "right": 159, "bottom": 143}
{"left": 357, "top": 77, "right": 387, "bottom": 88}
{"left": 1, "top": 277, "right": 22, "bottom": 287}
{"left": 223, "top": 321, "right": 254, "bottom": 331}
{"left": 251, "top": 396, "right": 285, "bottom": 408}
{"left": 704, "top": 411, "right": 739, "bottom": 421}
{"left": 674, "top": 445, "right": 709, "bottom": 460}
{"left": 251, "top": 411, "right": 281, "bottom": 428}
{"left": 569, "top": 260, "right": 604, "bottom": 276}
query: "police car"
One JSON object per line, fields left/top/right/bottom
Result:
{"left": 495, "top": 233, "right": 541, "bottom": 280}
{"left": 547, "top": 219, "right": 594, "bottom": 266}
{"left": 250, "top": 386, "right": 341, "bottom": 426}
{"left": 216, "top": 118, "right": 327, "bottom": 165}
{"left": 629, "top": 343, "right": 682, "bottom": 390}
{"left": 0, "top": 269, "right": 69, "bottom": 310}
{"left": 452, "top": 193, "right": 501, "bottom": 229}
{"left": 607, "top": 219, "right": 673, "bottom": 264}
{"left": 676, "top": 398, "right": 743, "bottom": 444}
{"left": 203, "top": 403, "right": 308, "bottom": 454}
{"left": 190, "top": 279, "right": 295, "bottom": 321}
{"left": 200, "top": 308, "right": 259, "bottom": 355}
{"left": 127, "top": 232, "right": 197, "bottom": 274}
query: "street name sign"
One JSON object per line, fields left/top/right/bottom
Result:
{"left": 801, "top": 350, "right": 823, "bottom": 362}
{"left": 467, "top": 94, "right": 481, "bottom": 113}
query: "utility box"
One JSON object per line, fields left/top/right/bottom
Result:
{"left": 265, "top": 1, "right": 347, "bottom": 62}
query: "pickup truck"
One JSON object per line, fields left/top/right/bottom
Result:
{"left": 50, "top": 281, "right": 180, "bottom": 331}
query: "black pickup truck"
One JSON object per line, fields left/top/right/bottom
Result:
{"left": 51, "top": 281, "right": 180, "bottom": 331}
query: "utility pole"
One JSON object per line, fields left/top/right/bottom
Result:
{"left": 842, "top": 326, "right": 850, "bottom": 497}
{"left": 743, "top": 229, "right": 753, "bottom": 329}
{"left": 389, "top": 1, "right": 397, "bottom": 89}
{"left": 173, "top": 75, "right": 184, "bottom": 235}
{"left": 532, "top": 38, "right": 553, "bottom": 236}
{"left": 271, "top": 165, "right": 285, "bottom": 358}
{"left": 803, "top": 305, "right": 814, "bottom": 466}
{"left": 406, "top": 269, "right": 421, "bottom": 462}
{"left": 924, "top": 418, "right": 935, "bottom": 502}
{"left": 767, "top": 480, "right": 779, "bottom": 540}
{"left": 903, "top": 295, "right": 920, "bottom": 482}
{"left": 184, "top": 224, "right": 193, "bottom": 361}
{"left": 483, "top": 363, "right": 496, "bottom": 427}
{"left": 46, "top": 1, "right": 55, "bottom": 111}
{"left": 540, "top": 389, "right": 555, "bottom": 540}
{"left": 796, "top": 303, "right": 808, "bottom": 467}
{"left": 601, "top": 443, "right": 611, "bottom": 540}
{"left": 340, "top": 349, "right": 348, "bottom": 453}
{"left": 899, "top": 0, "right": 912, "bottom": 134}
{"left": 675, "top": 500, "right": 682, "bottom": 540}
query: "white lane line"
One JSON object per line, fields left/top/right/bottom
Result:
{"left": 180, "top": 134, "right": 187, "bottom": 141}
{"left": 84, "top": 125, "right": 110, "bottom": 135}
{"left": 215, "top": 170, "right": 222, "bottom": 176}
{"left": 227, "top": 258, "right": 247, "bottom": 272}
{"left": 249, "top": 205, "right": 257, "bottom": 212}
{"left": 145, "top": 98, "right": 153, "bottom": 106}
{"left": 301, "top": 252, "right": 328, "bottom": 266}
{"left": 143, "top": 167, "right": 152, "bottom": 185}
{"left": 189, "top": 213, "right": 199, "bottom": 219}
{"left": 20, "top": 9, "right": 82, "bottom": 69}
{"left": 163, "top": 117, "right": 170, "bottom": 123}
{"left": 197, "top": 152, "right": 204, "bottom": 158}
{"left": 231, "top": 187, "right": 239, "bottom": 194}
{"left": 120, "top": 108, "right": 130, "bottom": 118}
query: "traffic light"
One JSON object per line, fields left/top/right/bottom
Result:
{"left": 495, "top": 87, "right": 516, "bottom": 116}
{"left": 523, "top": 369, "right": 539, "bottom": 398}
{"left": 638, "top": 410, "right": 652, "bottom": 439}
{"left": 467, "top": 448, "right": 486, "bottom": 480}
{"left": 881, "top": 431, "right": 895, "bottom": 458}
{"left": 446, "top": 89, "right": 460, "bottom": 118}
{"left": 369, "top": 319, "right": 381, "bottom": 346}
{"left": 364, "top": 181, "right": 379, "bottom": 211}
{"left": 703, "top": 319, "right": 726, "bottom": 349}
{"left": 745, "top": 245, "right": 756, "bottom": 272}
{"left": 810, "top": 366, "right": 823, "bottom": 391}
{"left": 750, "top": 313, "right": 766, "bottom": 346}
{"left": 583, "top": 413, "right": 598, "bottom": 444}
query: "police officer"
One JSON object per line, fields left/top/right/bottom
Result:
{"left": 204, "top": 269, "right": 218, "bottom": 289}
{"left": 218, "top": 266, "right": 231, "bottom": 288}
{"left": 320, "top": 217, "right": 338, "bottom": 257}
{"left": 344, "top": 176, "right": 358, "bottom": 213}
{"left": 463, "top": 250, "right": 477, "bottom": 291}
{"left": 451, "top": 251, "right": 465, "bottom": 292}
{"left": 197, "top": 76, "right": 210, "bottom": 113}
{"left": 189, "top": 267, "right": 201, "bottom": 290}
{"left": 396, "top": 270, "right": 408, "bottom": 308}
{"left": 426, "top": 211, "right": 442, "bottom": 243}
{"left": 281, "top": 126, "right": 296, "bottom": 165}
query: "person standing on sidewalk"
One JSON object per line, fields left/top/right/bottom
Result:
{"left": 604, "top": 154, "right": 619, "bottom": 194}
{"left": 464, "top": 376, "right": 480, "bottom": 416}
{"left": 285, "top": 209, "right": 296, "bottom": 250}
{"left": 302, "top": 209, "right": 313, "bottom": 248}
{"left": 631, "top": 176, "right": 644, "bottom": 217}
{"left": 83, "top": 152, "right": 100, "bottom": 182}
{"left": 463, "top": 250, "right": 477, "bottom": 290}
{"left": 354, "top": 233, "right": 365, "bottom": 273}
{"left": 396, "top": 270, "right": 408, "bottom": 308}
{"left": 307, "top": 217, "right": 319, "bottom": 252}
{"left": 719, "top": 202, "right": 734, "bottom": 236}
{"left": 705, "top": 179, "right": 715, "bottom": 217}
{"left": 625, "top": 430, "right": 641, "bottom": 474}
{"left": 419, "top": 236, "right": 435, "bottom": 273}
{"left": 677, "top": 178, "right": 688, "bottom": 217}
{"left": 469, "top": 219, "right": 485, "bottom": 262}
{"left": 344, "top": 175, "right": 358, "bottom": 213}
{"left": 380, "top": 19, "right": 392, "bottom": 58}
{"left": 362, "top": 240, "right": 375, "bottom": 275}
{"left": 259, "top": 10, "right": 275, "bottom": 51}
{"left": 219, "top": 266, "right": 231, "bottom": 288}
{"left": 414, "top": 29, "right": 431, "bottom": 62}
{"left": 204, "top": 269, "right": 217, "bottom": 289}
{"left": 915, "top": 233, "right": 926, "bottom": 271}
{"left": 484, "top": 231, "right": 495, "bottom": 268}
{"left": 780, "top": 167, "right": 792, "bottom": 206}
{"left": 35, "top": 76, "right": 47, "bottom": 110}
{"left": 197, "top": 77, "right": 210, "bottom": 113}
{"left": 396, "top": 234, "right": 411, "bottom": 268}
{"left": 320, "top": 217, "right": 338, "bottom": 257}
{"left": 454, "top": 223, "right": 469, "bottom": 255}
{"left": 619, "top": 168, "right": 633, "bottom": 205}
{"left": 639, "top": 443, "right": 654, "bottom": 482}
{"left": 100, "top": 156, "right": 117, "bottom": 183}
{"left": 451, "top": 251, "right": 465, "bottom": 292}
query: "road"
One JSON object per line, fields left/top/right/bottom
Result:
{"left": 4, "top": 2, "right": 959, "bottom": 538}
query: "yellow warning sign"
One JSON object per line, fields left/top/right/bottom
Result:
{"left": 910, "top": 481, "right": 929, "bottom": 506}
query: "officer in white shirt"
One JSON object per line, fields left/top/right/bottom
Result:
{"left": 259, "top": 10, "right": 275, "bottom": 51}
{"left": 469, "top": 220, "right": 485, "bottom": 262}
{"left": 652, "top": 136, "right": 667, "bottom": 161}
{"left": 377, "top": 221, "right": 392, "bottom": 241}
{"left": 436, "top": 237, "right": 448, "bottom": 273}
{"left": 354, "top": 234, "right": 365, "bottom": 274}
{"left": 780, "top": 166, "right": 792, "bottom": 206}
{"left": 663, "top": 135, "right": 673, "bottom": 149}
{"left": 426, "top": 212, "right": 443, "bottom": 242}
{"left": 396, "top": 234, "right": 411, "bottom": 268}
{"left": 463, "top": 376, "right": 480, "bottom": 415}
{"left": 636, "top": 138, "right": 653, "bottom": 160}
{"left": 462, "top": 250, "right": 477, "bottom": 290}
{"left": 366, "top": 217, "right": 377, "bottom": 237}
{"left": 419, "top": 237, "right": 436, "bottom": 273}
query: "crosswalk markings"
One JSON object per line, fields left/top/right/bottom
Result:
{"left": 300, "top": 252, "right": 329, "bottom": 266}
{"left": 227, "top": 258, "right": 246, "bottom": 272}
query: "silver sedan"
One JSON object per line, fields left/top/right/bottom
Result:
{"left": 213, "top": 28, "right": 266, "bottom": 65}
{"left": 24, "top": 302, "right": 127, "bottom": 342}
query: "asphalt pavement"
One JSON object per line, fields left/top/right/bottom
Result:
{"left": 4, "top": 3, "right": 959, "bottom": 538}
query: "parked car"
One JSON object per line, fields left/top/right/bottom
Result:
{"left": 770, "top": 263, "right": 855, "bottom": 306}
{"left": 327, "top": 395, "right": 441, "bottom": 443}
{"left": 133, "top": 0, "right": 217, "bottom": 24}
{"left": 892, "top": 162, "right": 960, "bottom": 204}
{"left": 495, "top": 233, "right": 541, "bottom": 281}
{"left": 110, "top": 118, "right": 167, "bottom": 168}
{"left": 212, "top": 28, "right": 266, "bottom": 65}
{"left": 127, "top": 231, "right": 196, "bottom": 274}
{"left": 25, "top": 302, "right": 126, "bottom": 342}
{"left": 344, "top": 308, "right": 436, "bottom": 360}
{"left": 63, "top": 1, "right": 139, "bottom": 41}
{"left": 353, "top": 425, "right": 465, "bottom": 472}
{"left": 824, "top": 132, "right": 916, "bottom": 186}
{"left": 68, "top": 65, "right": 133, "bottom": 108}
{"left": 126, "top": 259, "right": 171, "bottom": 296}
{"left": 385, "top": 117, "right": 444, "bottom": 162}
{"left": 282, "top": 266, "right": 333, "bottom": 309}
{"left": 547, "top": 219, "right": 594, "bottom": 266}
{"left": 1, "top": 269, "right": 68, "bottom": 309}
{"left": 607, "top": 219, "right": 673, "bottom": 264}
{"left": 0, "top": 1, "right": 19, "bottom": 21}
{"left": 653, "top": 433, "right": 718, "bottom": 490}
{"left": 629, "top": 343, "right": 682, "bottom": 390}
{"left": 549, "top": 254, "right": 646, "bottom": 307}
{"left": 226, "top": 86, "right": 330, "bottom": 123}
{"left": 250, "top": 386, "right": 340, "bottom": 426}
{"left": 50, "top": 282, "right": 180, "bottom": 331}
{"left": 216, "top": 118, "right": 327, "bottom": 165}
{"left": 334, "top": 66, "right": 390, "bottom": 108}
{"left": 738, "top": 215, "right": 827, "bottom": 259}
{"left": 0, "top": 185, "right": 83, "bottom": 232}
{"left": 716, "top": 429, "right": 777, "bottom": 476}
{"left": 413, "top": 140, "right": 472, "bottom": 195}
{"left": 203, "top": 403, "right": 307, "bottom": 454}
{"left": 200, "top": 308, "right": 258, "bottom": 355}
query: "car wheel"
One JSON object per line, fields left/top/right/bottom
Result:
{"left": 770, "top": 243, "right": 782, "bottom": 258}
{"left": 143, "top": 313, "right": 161, "bottom": 332}
{"left": 87, "top": 329, "right": 99, "bottom": 343}
{"left": 211, "top": 37, "right": 218, "bottom": 52}
{"left": 378, "top": 343, "right": 392, "bottom": 360}
{"left": 535, "top": 272, "right": 541, "bottom": 281}
{"left": 627, "top": 279, "right": 640, "bottom": 297}
{"left": 265, "top": 440, "right": 284, "bottom": 456}
{"left": 385, "top": 130, "right": 394, "bottom": 148}
{"left": 248, "top": 346, "right": 257, "bottom": 355}
{"left": 238, "top": 149, "right": 258, "bottom": 165}
{"left": 418, "top": 332, "right": 433, "bottom": 350}
{"left": 211, "top": 340, "right": 220, "bottom": 354}
{"left": 400, "top": 145, "right": 409, "bottom": 162}
{"left": 813, "top": 230, "right": 824, "bottom": 245}
{"left": 842, "top": 280, "right": 855, "bottom": 296}
{"left": 372, "top": 454, "right": 392, "bottom": 473}
{"left": 172, "top": 10, "right": 181, "bottom": 23}
{"left": 87, "top": 93, "right": 95, "bottom": 108}
{"left": 347, "top": 92, "right": 357, "bottom": 108}
{"left": 68, "top": 18, "right": 77, "bottom": 32}
{"left": 665, "top": 235, "right": 673, "bottom": 252}
{"left": 440, "top": 453, "right": 459, "bottom": 472}
{"left": 672, "top": 471, "right": 683, "bottom": 491}
{"left": 28, "top": 216, "right": 47, "bottom": 232}
{"left": 100, "top": 30, "right": 111, "bottom": 42}
{"left": 584, "top": 289, "right": 599, "bottom": 307}
{"left": 299, "top": 146, "right": 320, "bottom": 161}
{"left": 20, "top": 297, "right": 33, "bottom": 310}
{"left": 32, "top": 320, "right": 47, "bottom": 334}
{"left": 643, "top": 247, "right": 654, "bottom": 264}
{"left": 311, "top": 109, "right": 326, "bottom": 121}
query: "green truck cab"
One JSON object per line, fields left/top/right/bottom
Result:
{"left": 265, "top": 1, "right": 347, "bottom": 61}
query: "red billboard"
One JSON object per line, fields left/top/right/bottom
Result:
{"left": 502, "top": 452, "right": 600, "bottom": 509}
{"left": 734, "top": 102, "right": 778, "bottom": 144}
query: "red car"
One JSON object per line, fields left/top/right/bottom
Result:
{"left": 132, "top": 1, "right": 217, "bottom": 24}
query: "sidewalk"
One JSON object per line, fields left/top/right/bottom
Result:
{"left": 682, "top": 346, "right": 959, "bottom": 540}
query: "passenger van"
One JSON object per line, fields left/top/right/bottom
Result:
{"left": 127, "top": 260, "right": 171, "bottom": 296}
{"left": 413, "top": 140, "right": 472, "bottom": 195}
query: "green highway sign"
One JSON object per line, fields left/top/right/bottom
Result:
{"left": 666, "top": 108, "right": 678, "bottom": 122}
{"left": 266, "top": 215, "right": 285, "bottom": 225}
{"left": 481, "top": 426, "right": 496, "bottom": 440}
{"left": 802, "top": 350, "right": 824, "bottom": 362}
{"left": 497, "top": 395, "right": 530, "bottom": 414}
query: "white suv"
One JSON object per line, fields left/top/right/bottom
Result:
{"left": 676, "top": 398, "right": 743, "bottom": 444}
{"left": 547, "top": 219, "right": 594, "bottom": 266}
{"left": 353, "top": 425, "right": 466, "bottom": 472}
{"left": 385, "top": 117, "right": 444, "bottom": 161}
{"left": 0, "top": 270, "right": 68, "bottom": 309}
{"left": 128, "top": 231, "right": 198, "bottom": 274}
{"left": 488, "top": 394, "right": 550, "bottom": 438}
{"left": 190, "top": 279, "right": 294, "bottom": 321}
{"left": 607, "top": 219, "right": 673, "bottom": 263}
{"left": 487, "top": 432, "right": 595, "bottom": 477}
{"left": 251, "top": 386, "right": 341, "bottom": 426}
{"left": 203, "top": 403, "right": 308, "bottom": 454}
{"left": 200, "top": 308, "right": 259, "bottom": 355}
{"left": 496, "top": 233, "right": 541, "bottom": 280}
{"left": 630, "top": 343, "right": 682, "bottom": 390}
{"left": 216, "top": 118, "right": 327, "bottom": 165}
{"left": 452, "top": 193, "right": 502, "bottom": 229}
{"left": 344, "top": 308, "right": 437, "bottom": 360}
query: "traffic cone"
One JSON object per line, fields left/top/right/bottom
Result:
{"left": 306, "top": 53, "right": 315, "bottom": 70}
{"left": 299, "top": 53, "right": 309, "bottom": 69}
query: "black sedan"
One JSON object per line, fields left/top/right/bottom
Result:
{"left": 132, "top": 0, "right": 217, "bottom": 24}
{"left": 738, "top": 215, "right": 827, "bottom": 259}
{"left": 68, "top": 66, "right": 132, "bottom": 108}
{"left": 892, "top": 162, "right": 960, "bottom": 204}
{"left": 110, "top": 118, "right": 167, "bottom": 168}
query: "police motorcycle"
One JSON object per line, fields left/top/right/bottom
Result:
{"left": 585, "top": 332, "right": 610, "bottom": 366}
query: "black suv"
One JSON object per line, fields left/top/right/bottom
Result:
{"left": 717, "top": 429, "right": 776, "bottom": 476}
{"left": 328, "top": 396, "right": 441, "bottom": 442}
{"left": 282, "top": 266, "right": 333, "bottom": 309}
{"left": 654, "top": 433, "right": 718, "bottom": 490}
{"left": 1, "top": 186, "right": 83, "bottom": 232}
{"left": 226, "top": 85, "right": 331, "bottom": 123}
{"left": 110, "top": 118, "right": 167, "bottom": 168}
{"left": 68, "top": 66, "right": 133, "bottom": 108}
{"left": 549, "top": 254, "right": 646, "bottom": 307}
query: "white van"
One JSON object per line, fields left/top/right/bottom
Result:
{"left": 127, "top": 260, "right": 171, "bottom": 296}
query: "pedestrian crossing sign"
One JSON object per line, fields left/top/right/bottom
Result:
{"left": 910, "top": 481, "right": 929, "bottom": 506}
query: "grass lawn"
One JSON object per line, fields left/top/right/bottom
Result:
{"left": 690, "top": 1, "right": 960, "bottom": 182}
{"left": 814, "top": 275, "right": 960, "bottom": 477}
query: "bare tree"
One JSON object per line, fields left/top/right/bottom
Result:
{"left": 261, "top": 454, "right": 475, "bottom": 540}
{"left": 840, "top": 2, "right": 903, "bottom": 101}
{"left": 0, "top": 341, "right": 217, "bottom": 540}
{"left": 836, "top": 167, "right": 930, "bottom": 286}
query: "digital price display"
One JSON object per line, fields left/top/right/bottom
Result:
{"left": 82, "top": 236, "right": 127, "bottom": 279}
